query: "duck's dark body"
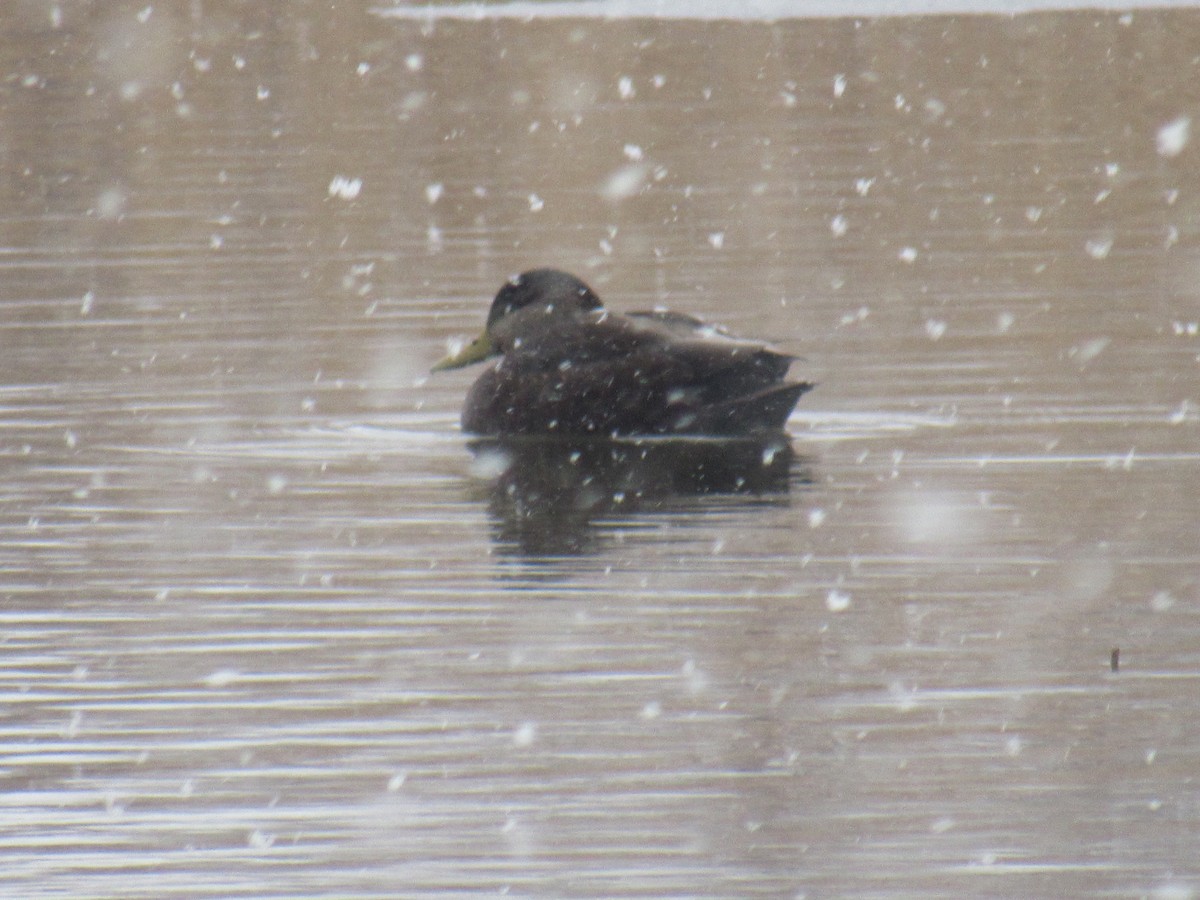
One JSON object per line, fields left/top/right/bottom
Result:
{"left": 435, "top": 269, "right": 812, "bottom": 437}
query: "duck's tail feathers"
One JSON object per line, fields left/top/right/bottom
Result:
{"left": 683, "top": 381, "right": 814, "bottom": 435}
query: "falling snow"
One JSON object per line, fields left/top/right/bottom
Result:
{"left": 600, "top": 163, "right": 650, "bottom": 201}
{"left": 826, "top": 590, "right": 851, "bottom": 612}
{"left": 1156, "top": 116, "right": 1190, "bottom": 157}
{"left": 513, "top": 722, "right": 537, "bottom": 747}
{"left": 1085, "top": 234, "right": 1113, "bottom": 259}
{"left": 1150, "top": 590, "right": 1176, "bottom": 612}
{"left": 11, "top": 10, "right": 1200, "bottom": 897}
{"left": 1071, "top": 336, "right": 1111, "bottom": 364}
{"left": 328, "top": 174, "right": 362, "bottom": 200}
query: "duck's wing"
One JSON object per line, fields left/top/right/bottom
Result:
{"left": 499, "top": 307, "right": 792, "bottom": 370}
{"left": 468, "top": 308, "right": 808, "bottom": 436}
{"left": 622, "top": 310, "right": 801, "bottom": 407}
{"left": 488, "top": 308, "right": 677, "bottom": 370}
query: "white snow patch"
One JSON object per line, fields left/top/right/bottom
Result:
{"left": 681, "top": 659, "right": 707, "bottom": 694}
{"left": 203, "top": 669, "right": 242, "bottom": 688}
{"left": 469, "top": 446, "right": 512, "bottom": 480}
{"left": 248, "top": 829, "right": 275, "bottom": 850}
{"left": 96, "top": 186, "right": 126, "bottom": 220}
{"left": 1157, "top": 116, "right": 1191, "bottom": 157}
{"left": 1151, "top": 590, "right": 1176, "bottom": 612}
{"left": 1150, "top": 883, "right": 1195, "bottom": 900}
{"left": 888, "top": 681, "right": 917, "bottom": 712}
{"left": 839, "top": 306, "right": 869, "bottom": 326}
{"left": 328, "top": 174, "right": 362, "bottom": 200}
{"left": 825, "top": 589, "right": 851, "bottom": 612}
{"left": 888, "top": 489, "right": 983, "bottom": 546}
{"left": 513, "top": 722, "right": 537, "bottom": 746}
{"left": 1059, "top": 551, "right": 1114, "bottom": 603}
{"left": 1070, "top": 335, "right": 1110, "bottom": 364}
{"left": 1085, "top": 234, "right": 1113, "bottom": 259}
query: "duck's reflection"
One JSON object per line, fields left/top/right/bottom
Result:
{"left": 467, "top": 434, "right": 811, "bottom": 557}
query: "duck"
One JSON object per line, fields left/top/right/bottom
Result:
{"left": 432, "top": 268, "right": 812, "bottom": 437}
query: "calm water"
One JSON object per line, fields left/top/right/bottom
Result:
{"left": 3, "top": 2, "right": 1199, "bottom": 896}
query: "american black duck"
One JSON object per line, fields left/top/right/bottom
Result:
{"left": 432, "top": 268, "right": 813, "bottom": 436}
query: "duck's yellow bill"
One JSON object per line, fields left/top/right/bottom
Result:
{"left": 431, "top": 332, "right": 493, "bottom": 372}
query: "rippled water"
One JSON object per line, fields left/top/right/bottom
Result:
{"left": 3, "top": 2, "right": 1199, "bottom": 896}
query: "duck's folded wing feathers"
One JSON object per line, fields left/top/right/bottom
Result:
{"left": 499, "top": 308, "right": 793, "bottom": 373}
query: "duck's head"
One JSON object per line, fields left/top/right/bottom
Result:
{"left": 432, "top": 268, "right": 602, "bottom": 371}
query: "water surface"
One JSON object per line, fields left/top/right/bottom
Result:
{"left": 2, "top": 3, "right": 1199, "bottom": 896}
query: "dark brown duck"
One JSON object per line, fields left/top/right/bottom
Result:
{"left": 433, "top": 268, "right": 812, "bottom": 436}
